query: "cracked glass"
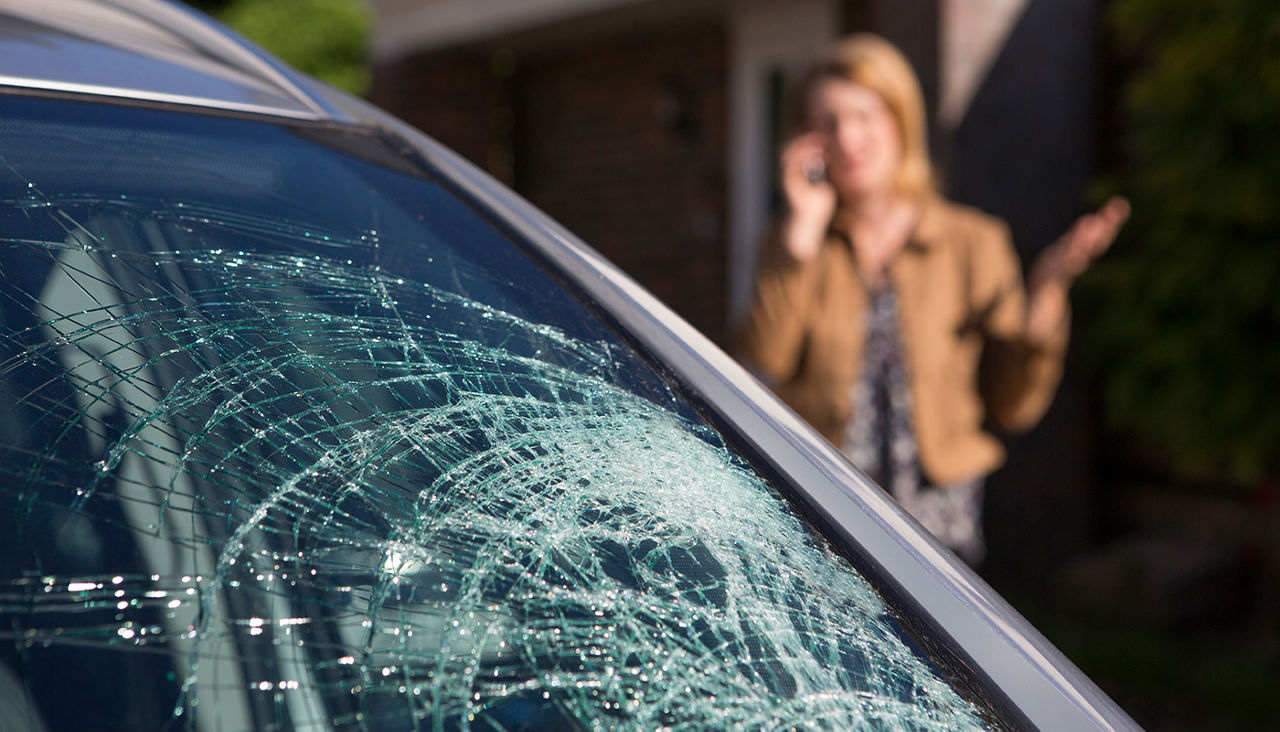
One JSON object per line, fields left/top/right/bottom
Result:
{"left": 0, "top": 95, "right": 998, "bottom": 730}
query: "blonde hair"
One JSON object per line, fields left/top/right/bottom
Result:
{"left": 801, "top": 34, "right": 935, "bottom": 197}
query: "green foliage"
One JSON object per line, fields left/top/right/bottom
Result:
{"left": 215, "top": 0, "right": 370, "bottom": 96}
{"left": 1081, "top": 0, "right": 1280, "bottom": 483}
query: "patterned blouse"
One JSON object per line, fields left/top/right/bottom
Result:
{"left": 841, "top": 284, "right": 986, "bottom": 566}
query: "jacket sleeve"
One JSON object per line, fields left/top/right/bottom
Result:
{"left": 971, "top": 221, "right": 1071, "bottom": 433}
{"left": 732, "top": 224, "right": 822, "bottom": 385}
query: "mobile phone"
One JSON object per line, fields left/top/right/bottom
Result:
{"left": 803, "top": 158, "right": 826, "bottom": 184}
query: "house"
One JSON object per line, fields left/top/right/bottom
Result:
{"left": 368, "top": 0, "right": 1111, "bottom": 572}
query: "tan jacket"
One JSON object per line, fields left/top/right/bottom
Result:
{"left": 735, "top": 195, "right": 1069, "bottom": 484}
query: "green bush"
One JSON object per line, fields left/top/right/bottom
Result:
{"left": 1082, "top": 0, "right": 1280, "bottom": 484}
{"left": 214, "top": 0, "right": 370, "bottom": 96}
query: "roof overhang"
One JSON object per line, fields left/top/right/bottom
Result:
{"left": 367, "top": 0, "right": 650, "bottom": 61}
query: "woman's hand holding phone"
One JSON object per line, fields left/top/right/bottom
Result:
{"left": 779, "top": 132, "right": 836, "bottom": 263}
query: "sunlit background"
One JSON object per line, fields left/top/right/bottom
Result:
{"left": 187, "top": 1, "right": 1280, "bottom": 728}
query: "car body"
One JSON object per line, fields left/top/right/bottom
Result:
{"left": 0, "top": 1, "right": 1137, "bottom": 729}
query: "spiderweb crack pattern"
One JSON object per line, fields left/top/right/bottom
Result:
{"left": 0, "top": 201, "right": 993, "bottom": 731}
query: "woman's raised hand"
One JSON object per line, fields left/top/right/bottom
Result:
{"left": 1032, "top": 196, "right": 1131, "bottom": 287}
{"left": 778, "top": 132, "right": 838, "bottom": 262}
{"left": 1025, "top": 196, "right": 1131, "bottom": 342}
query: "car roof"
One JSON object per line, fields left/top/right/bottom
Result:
{"left": 0, "top": 0, "right": 344, "bottom": 121}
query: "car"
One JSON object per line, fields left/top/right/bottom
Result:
{"left": 0, "top": 1, "right": 1137, "bottom": 730}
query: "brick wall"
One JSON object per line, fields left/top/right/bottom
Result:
{"left": 372, "top": 23, "right": 730, "bottom": 344}
{"left": 372, "top": 50, "right": 514, "bottom": 185}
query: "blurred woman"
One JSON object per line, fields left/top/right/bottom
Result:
{"left": 736, "top": 34, "right": 1128, "bottom": 564}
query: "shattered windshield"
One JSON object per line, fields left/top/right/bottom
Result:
{"left": 0, "top": 95, "right": 997, "bottom": 730}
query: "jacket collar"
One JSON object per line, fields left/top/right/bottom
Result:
{"left": 829, "top": 193, "right": 946, "bottom": 255}
{"left": 909, "top": 194, "right": 949, "bottom": 251}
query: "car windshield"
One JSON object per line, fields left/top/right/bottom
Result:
{"left": 0, "top": 95, "right": 999, "bottom": 730}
